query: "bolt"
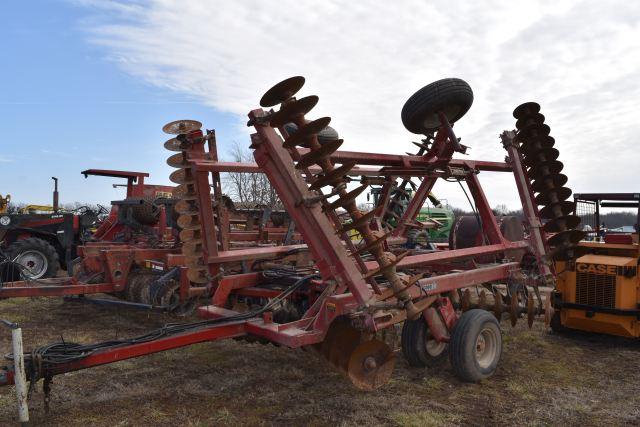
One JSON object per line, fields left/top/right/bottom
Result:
{"left": 364, "top": 356, "right": 377, "bottom": 371}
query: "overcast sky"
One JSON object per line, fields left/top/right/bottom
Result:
{"left": 2, "top": 0, "right": 639, "bottom": 210}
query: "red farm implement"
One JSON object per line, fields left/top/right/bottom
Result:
{"left": 1, "top": 77, "right": 585, "bottom": 405}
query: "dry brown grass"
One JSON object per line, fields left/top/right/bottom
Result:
{"left": 1, "top": 297, "right": 640, "bottom": 425}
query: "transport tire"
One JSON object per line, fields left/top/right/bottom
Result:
{"left": 401, "top": 78, "right": 473, "bottom": 134}
{"left": 401, "top": 317, "right": 448, "bottom": 367}
{"left": 449, "top": 309, "right": 502, "bottom": 382}
{"left": 7, "top": 237, "right": 59, "bottom": 279}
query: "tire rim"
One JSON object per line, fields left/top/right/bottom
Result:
{"left": 425, "top": 336, "right": 447, "bottom": 357}
{"left": 15, "top": 250, "right": 48, "bottom": 279}
{"left": 475, "top": 326, "right": 498, "bottom": 369}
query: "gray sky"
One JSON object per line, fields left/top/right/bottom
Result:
{"left": 78, "top": 0, "right": 640, "bottom": 209}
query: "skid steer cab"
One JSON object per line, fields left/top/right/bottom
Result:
{"left": 552, "top": 193, "right": 640, "bottom": 337}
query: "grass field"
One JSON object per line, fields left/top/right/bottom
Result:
{"left": 1, "top": 297, "right": 639, "bottom": 426}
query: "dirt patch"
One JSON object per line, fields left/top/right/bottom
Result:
{"left": 1, "top": 297, "right": 640, "bottom": 425}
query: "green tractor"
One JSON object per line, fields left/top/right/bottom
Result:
{"left": 369, "top": 186, "right": 455, "bottom": 244}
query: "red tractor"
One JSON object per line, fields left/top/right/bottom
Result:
{"left": 0, "top": 170, "right": 176, "bottom": 279}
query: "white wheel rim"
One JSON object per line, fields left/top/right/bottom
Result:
{"left": 425, "top": 335, "right": 447, "bottom": 357}
{"left": 475, "top": 326, "right": 498, "bottom": 369}
{"left": 16, "top": 250, "right": 48, "bottom": 279}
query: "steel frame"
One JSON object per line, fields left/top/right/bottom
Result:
{"left": 1, "top": 99, "right": 551, "bottom": 391}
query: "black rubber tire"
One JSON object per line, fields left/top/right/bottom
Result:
{"left": 7, "top": 237, "right": 60, "bottom": 279}
{"left": 401, "top": 78, "right": 474, "bottom": 134}
{"left": 549, "top": 311, "right": 568, "bottom": 334}
{"left": 283, "top": 122, "right": 339, "bottom": 146}
{"left": 449, "top": 309, "right": 502, "bottom": 382}
{"left": 449, "top": 215, "right": 482, "bottom": 249}
{"left": 401, "top": 318, "right": 448, "bottom": 367}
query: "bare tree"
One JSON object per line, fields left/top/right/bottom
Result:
{"left": 223, "top": 141, "right": 281, "bottom": 209}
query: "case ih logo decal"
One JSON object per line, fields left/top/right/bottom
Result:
{"left": 577, "top": 263, "right": 637, "bottom": 277}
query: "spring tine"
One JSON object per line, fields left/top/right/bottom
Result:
{"left": 510, "top": 291, "right": 519, "bottom": 327}
{"left": 479, "top": 289, "right": 487, "bottom": 310}
{"left": 382, "top": 273, "right": 425, "bottom": 300}
{"left": 324, "top": 185, "right": 368, "bottom": 211}
{"left": 527, "top": 295, "right": 535, "bottom": 329}
{"left": 337, "top": 210, "right": 377, "bottom": 234}
{"left": 494, "top": 291, "right": 503, "bottom": 320}
{"left": 461, "top": 289, "right": 471, "bottom": 312}
{"left": 296, "top": 139, "right": 344, "bottom": 169}
{"left": 351, "top": 230, "right": 394, "bottom": 255}
{"left": 363, "top": 251, "right": 410, "bottom": 280}
{"left": 269, "top": 96, "right": 319, "bottom": 127}
{"left": 282, "top": 117, "right": 332, "bottom": 148}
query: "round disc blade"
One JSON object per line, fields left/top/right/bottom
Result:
{"left": 550, "top": 244, "right": 588, "bottom": 261}
{"left": 177, "top": 213, "right": 200, "bottom": 229}
{"left": 269, "top": 96, "right": 319, "bottom": 127}
{"left": 175, "top": 199, "right": 198, "bottom": 215}
{"left": 346, "top": 340, "right": 395, "bottom": 391}
{"left": 167, "top": 153, "right": 187, "bottom": 168}
{"left": 169, "top": 169, "right": 194, "bottom": 185}
{"left": 520, "top": 135, "right": 555, "bottom": 153}
{"left": 530, "top": 160, "right": 564, "bottom": 179}
{"left": 260, "top": 76, "right": 305, "bottom": 107}
{"left": 519, "top": 123, "right": 551, "bottom": 140}
{"left": 539, "top": 201, "right": 575, "bottom": 219}
{"left": 535, "top": 186, "right": 572, "bottom": 205}
{"left": 532, "top": 173, "right": 568, "bottom": 193}
{"left": 543, "top": 215, "right": 581, "bottom": 233}
{"left": 179, "top": 228, "right": 201, "bottom": 242}
{"left": 523, "top": 147, "right": 559, "bottom": 165}
{"left": 513, "top": 102, "right": 541, "bottom": 119}
{"left": 282, "top": 117, "right": 332, "bottom": 148}
{"left": 515, "top": 112, "right": 545, "bottom": 130}
{"left": 164, "top": 137, "right": 185, "bottom": 152}
{"left": 162, "top": 120, "right": 202, "bottom": 135}
{"left": 547, "top": 229, "right": 586, "bottom": 247}
{"left": 173, "top": 183, "right": 195, "bottom": 198}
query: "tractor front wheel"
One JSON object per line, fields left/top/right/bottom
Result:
{"left": 7, "top": 237, "right": 60, "bottom": 279}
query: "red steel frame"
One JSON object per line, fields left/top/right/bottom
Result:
{"left": 0, "top": 112, "right": 549, "bottom": 388}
